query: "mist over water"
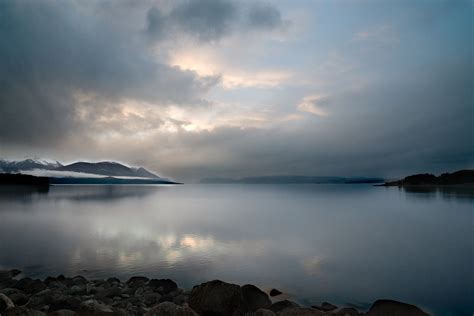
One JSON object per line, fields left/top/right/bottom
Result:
{"left": 0, "top": 184, "right": 472, "bottom": 316}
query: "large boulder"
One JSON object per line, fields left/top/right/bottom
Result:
{"left": 13, "top": 278, "right": 46, "bottom": 294}
{"left": 269, "top": 289, "right": 282, "bottom": 297}
{"left": 242, "top": 284, "right": 271, "bottom": 311}
{"left": 188, "top": 280, "right": 248, "bottom": 315}
{"left": 95, "top": 286, "right": 122, "bottom": 300}
{"left": 269, "top": 300, "right": 300, "bottom": 313}
{"left": 276, "top": 307, "right": 325, "bottom": 316}
{"left": 9, "top": 292, "right": 28, "bottom": 305}
{"left": 312, "top": 302, "right": 337, "bottom": 312}
{"left": 2, "top": 306, "right": 46, "bottom": 316}
{"left": 245, "top": 309, "right": 275, "bottom": 316}
{"left": 0, "top": 292, "right": 15, "bottom": 312}
{"left": 0, "top": 270, "right": 21, "bottom": 282}
{"left": 366, "top": 299, "right": 430, "bottom": 316}
{"left": 77, "top": 299, "right": 115, "bottom": 315}
{"left": 148, "top": 279, "right": 178, "bottom": 294}
{"left": 332, "top": 307, "right": 363, "bottom": 316}
{"left": 48, "top": 310, "right": 76, "bottom": 316}
{"left": 126, "top": 276, "right": 149, "bottom": 288}
{"left": 145, "top": 302, "right": 198, "bottom": 316}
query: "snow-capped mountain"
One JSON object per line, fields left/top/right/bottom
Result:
{"left": 0, "top": 158, "right": 63, "bottom": 173}
{"left": 0, "top": 158, "right": 167, "bottom": 181}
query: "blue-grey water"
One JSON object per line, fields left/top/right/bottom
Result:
{"left": 0, "top": 184, "right": 472, "bottom": 316}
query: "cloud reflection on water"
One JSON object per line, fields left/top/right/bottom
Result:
{"left": 0, "top": 184, "right": 472, "bottom": 316}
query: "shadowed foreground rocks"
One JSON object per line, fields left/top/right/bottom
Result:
{"left": 0, "top": 270, "right": 432, "bottom": 316}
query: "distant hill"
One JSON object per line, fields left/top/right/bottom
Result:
{"left": 201, "top": 175, "right": 384, "bottom": 184}
{"left": 381, "top": 170, "right": 474, "bottom": 186}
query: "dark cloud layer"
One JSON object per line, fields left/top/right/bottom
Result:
{"left": 0, "top": 0, "right": 218, "bottom": 145}
{"left": 146, "top": 0, "right": 284, "bottom": 42}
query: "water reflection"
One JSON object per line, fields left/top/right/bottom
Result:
{"left": 400, "top": 185, "right": 474, "bottom": 202}
{"left": 0, "top": 185, "right": 49, "bottom": 201}
{"left": 0, "top": 184, "right": 472, "bottom": 316}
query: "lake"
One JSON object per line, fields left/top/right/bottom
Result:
{"left": 0, "top": 184, "right": 472, "bottom": 316}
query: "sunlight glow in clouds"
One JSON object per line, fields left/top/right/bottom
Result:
{"left": 170, "top": 49, "right": 293, "bottom": 89}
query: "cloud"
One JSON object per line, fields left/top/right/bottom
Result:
{"left": 297, "top": 95, "right": 330, "bottom": 116}
{"left": 145, "top": 0, "right": 284, "bottom": 42}
{"left": 0, "top": 0, "right": 471, "bottom": 182}
{"left": 352, "top": 25, "right": 399, "bottom": 45}
{"left": 245, "top": 2, "right": 283, "bottom": 30}
{"left": 0, "top": 0, "right": 218, "bottom": 146}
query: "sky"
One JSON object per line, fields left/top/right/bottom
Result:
{"left": 0, "top": 0, "right": 472, "bottom": 182}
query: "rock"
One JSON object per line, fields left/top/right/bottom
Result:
{"left": 245, "top": 309, "right": 276, "bottom": 316}
{"left": 2, "top": 306, "right": 46, "bottom": 316}
{"left": 312, "top": 302, "right": 337, "bottom": 312}
{"left": 188, "top": 280, "right": 248, "bottom": 316}
{"left": 29, "top": 280, "right": 47, "bottom": 294}
{"left": 1, "top": 288, "right": 22, "bottom": 296}
{"left": 134, "top": 287, "right": 144, "bottom": 296}
{"left": 78, "top": 299, "right": 114, "bottom": 315}
{"left": 269, "top": 289, "right": 282, "bottom": 297}
{"left": 276, "top": 307, "right": 325, "bottom": 316}
{"left": 159, "top": 293, "right": 176, "bottom": 303}
{"left": 145, "top": 301, "right": 198, "bottom": 316}
{"left": 332, "top": 307, "right": 363, "bottom": 316}
{"left": 14, "top": 278, "right": 46, "bottom": 294}
{"left": 12, "top": 278, "right": 33, "bottom": 290}
{"left": 9, "top": 292, "right": 29, "bottom": 306}
{"left": 172, "top": 294, "right": 186, "bottom": 305}
{"left": 71, "top": 277, "right": 87, "bottom": 286}
{"left": 0, "top": 270, "right": 21, "bottom": 282}
{"left": 43, "top": 277, "right": 57, "bottom": 285}
{"left": 0, "top": 292, "right": 15, "bottom": 311}
{"left": 269, "top": 300, "right": 300, "bottom": 313}
{"left": 366, "top": 300, "right": 430, "bottom": 316}
{"left": 242, "top": 284, "right": 271, "bottom": 311}
{"left": 63, "top": 279, "right": 74, "bottom": 287}
{"left": 48, "top": 282, "right": 67, "bottom": 291}
{"left": 96, "top": 286, "right": 122, "bottom": 300}
{"left": 47, "top": 294, "right": 82, "bottom": 311}
{"left": 106, "top": 278, "right": 120, "bottom": 284}
{"left": 148, "top": 279, "right": 178, "bottom": 294}
{"left": 48, "top": 309, "right": 76, "bottom": 316}
{"left": 126, "top": 276, "right": 149, "bottom": 288}
{"left": 25, "top": 294, "right": 47, "bottom": 310}
{"left": 144, "top": 292, "right": 162, "bottom": 306}
{"left": 68, "top": 285, "right": 85, "bottom": 296}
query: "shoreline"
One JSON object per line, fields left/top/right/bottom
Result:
{"left": 0, "top": 269, "right": 431, "bottom": 316}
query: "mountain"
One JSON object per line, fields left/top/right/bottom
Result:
{"left": 57, "top": 161, "right": 160, "bottom": 178}
{"left": 200, "top": 175, "right": 384, "bottom": 184}
{"left": 0, "top": 158, "right": 62, "bottom": 173}
{"left": 381, "top": 170, "right": 474, "bottom": 186}
{"left": 0, "top": 158, "right": 177, "bottom": 184}
{"left": 50, "top": 177, "right": 178, "bottom": 185}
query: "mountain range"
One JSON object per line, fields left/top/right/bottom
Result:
{"left": 200, "top": 175, "right": 384, "bottom": 184}
{"left": 0, "top": 158, "right": 178, "bottom": 184}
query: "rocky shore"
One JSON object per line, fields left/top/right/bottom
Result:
{"left": 0, "top": 269, "right": 431, "bottom": 316}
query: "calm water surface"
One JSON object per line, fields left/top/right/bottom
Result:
{"left": 0, "top": 184, "right": 472, "bottom": 316}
